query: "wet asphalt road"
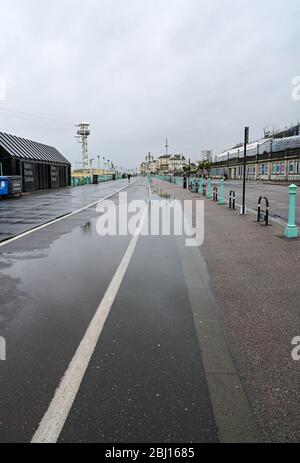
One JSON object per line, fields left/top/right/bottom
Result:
{"left": 0, "top": 179, "right": 131, "bottom": 242}
{"left": 0, "top": 178, "right": 220, "bottom": 443}
{"left": 59, "top": 234, "right": 217, "bottom": 444}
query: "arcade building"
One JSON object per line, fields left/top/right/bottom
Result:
{"left": 211, "top": 122, "right": 300, "bottom": 182}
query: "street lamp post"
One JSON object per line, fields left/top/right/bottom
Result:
{"left": 89, "top": 159, "right": 94, "bottom": 182}
{"left": 242, "top": 127, "right": 250, "bottom": 215}
{"left": 188, "top": 158, "right": 191, "bottom": 189}
{"left": 145, "top": 152, "right": 154, "bottom": 176}
{"left": 103, "top": 157, "right": 107, "bottom": 181}
{"left": 107, "top": 160, "right": 109, "bottom": 177}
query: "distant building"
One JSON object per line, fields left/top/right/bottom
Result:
{"left": 211, "top": 122, "right": 300, "bottom": 182}
{"left": 0, "top": 132, "right": 71, "bottom": 192}
{"left": 140, "top": 160, "right": 157, "bottom": 175}
{"left": 168, "top": 155, "right": 188, "bottom": 174}
{"left": 201, "top": 150, "right": 213, "bottom": 162}
{"left": 140, "top": 154, "right": 189, "bottom": 175}
{"left": 157, "top": 155, "right": 172, "bottom": 173}
{"left": 140, "top": 162, "right": 147, "bottom": 175}
{"left": 264, "top": 122, "right": 300, "bottom": 139}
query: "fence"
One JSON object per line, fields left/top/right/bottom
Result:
{"left": 71, "top": 175, "right": 120, "bottom": 187}
{"left": 152, "top": 174, "right": 299, "bottom": 240}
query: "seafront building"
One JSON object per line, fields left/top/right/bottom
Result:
{"left": 211, "top": 122, "right": 300, "bottom": 182}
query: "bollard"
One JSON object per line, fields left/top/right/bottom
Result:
{"left": 183, "top": 176, "right": 187, "bottom": 190}
{"left": 219, "top": 179, "right": 225, "bottom": 205}
{"left": 207, "top": 178, "right": 212, "bottom": 199}
{"left": 199, "top": 177, "right": 204, "bottom": 195}
{"left": 257, "top": 197, "right": 269, "bottom": 226}
{"left": 285, "top": 184, "right": 299, "bottom": 239}
{"left": 213, "top": 187, "right": 218, "bottom": 202}
{"left": 229, "top": 191, "right": 236, "bottom": 210}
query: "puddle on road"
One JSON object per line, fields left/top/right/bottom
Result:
{"left": 0, "top": 214, "right": 131, "bottom": 329}
{"left": 155, "top": 189, "right": 172, "bottom": 200}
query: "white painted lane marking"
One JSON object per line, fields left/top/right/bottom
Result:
{"left": 0, "top": 181, "right": 136, "bottom": 249}
{"left": 148, "top": 178, "right": 152, "bottom": 203}
{"left": 31, "top": 205, "right": 149, "bottom": 444}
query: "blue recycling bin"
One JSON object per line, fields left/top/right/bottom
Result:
{"left": 0, "top": 177, "right": 9, "bottom": 196}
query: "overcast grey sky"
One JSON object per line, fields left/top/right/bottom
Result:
{"left": 0, "top": 0, "right": 299, "bottom": 168}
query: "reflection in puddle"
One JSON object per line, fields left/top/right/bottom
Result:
{"left": 154, "top": 189, "right": 172, "bottom": 200}
{"left": 80, "top": 222, "right": 92, "bottom": 234}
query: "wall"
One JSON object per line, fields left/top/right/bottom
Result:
{"left": 211, "top": 148, "right": 300, "bottom": 182}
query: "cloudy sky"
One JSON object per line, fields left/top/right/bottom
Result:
{"left": 0, "top": 0, "right": 299, "bottom": 169}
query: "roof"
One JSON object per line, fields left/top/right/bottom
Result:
{"left": 218, "top": 138, "right": 272, "bottom": 159}
{"left": 170, "top": 155, "right": 185, "bottom": 161}
{"left": 0, "top": 132, "right": 70, "bottom": 165}
{"left": 216, "top": 135, "right": 300, "bottom": 162}
{"left": 272, "top": 135, "right": 300, "bottom": 151}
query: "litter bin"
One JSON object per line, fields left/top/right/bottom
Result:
{"left": 93, "top": 175, "right": 99, "bottom": 185}
{"left": 0, "top": 177, "right": 9, "bottom": 197}
{"left": 7, "top": 176, "right": 23, "bottom": 197}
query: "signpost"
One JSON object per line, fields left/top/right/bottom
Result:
{"left": 242, "top": 127, "right": 250, "bottom": 215}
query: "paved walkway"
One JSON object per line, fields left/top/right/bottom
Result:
{"left": 0, "top": 180, "right": 130, "bottom": 242}
{"left": 153, "top": 178, "right": 300, "bottom": 443}
{"left": 210, "top": 179, "right": 299, "bottom": 225}
{"left": 0, "top": 179, "right": 223, "bottom": 443}
{"left": 0, "top": 177, "right": 297, "bottom": 442}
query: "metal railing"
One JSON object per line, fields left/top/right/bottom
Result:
{"left": 71, "top": 175, "right": 118, "bottom": 187}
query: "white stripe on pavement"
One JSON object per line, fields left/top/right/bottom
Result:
{"left": 31, "top": 205, "right": 149, "bottom": 444}
{"left": 0, "top": 181, "right": 136, "bottom": 249}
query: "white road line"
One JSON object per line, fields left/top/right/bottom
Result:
{"left": 148, "top": 178, "right": 152, "bottom": 203}
{"left": 31, "top": 205, "right": 149, "bottom": 444}
{"left": 0, "top": 182, "right": 135, "bottom": 249}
